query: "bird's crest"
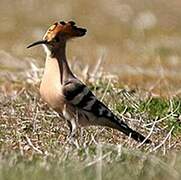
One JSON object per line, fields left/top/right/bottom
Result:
{"left": 43, "top": 21, "right": 87, "bottom": 42}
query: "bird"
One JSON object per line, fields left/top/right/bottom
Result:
{"left": 27, "top": 20, "right": 151, "bottom": 144}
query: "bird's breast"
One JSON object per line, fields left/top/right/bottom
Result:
{"left": 40, "top": 77, "right": 65, "bottom": 112}
{"left": 39, "top": 56, "right": 66, "bottom": 112}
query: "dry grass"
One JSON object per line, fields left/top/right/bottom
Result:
{"left": 0, "top": 61, "right": 181, "bottom": 179}
{"left": 0, "top": 0, "right": 181, "bottom": 179}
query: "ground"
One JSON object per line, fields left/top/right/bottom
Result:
{"left": 0, "top": 0, "right": 181, "bottom": 179}
{"left": 0, "top": 64, "right": 180, "bottom": 180}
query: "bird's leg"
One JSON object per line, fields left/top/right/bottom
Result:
{"left": 67, "top": 119, "right": 77, "bottom": 138}
{"left": 63, "top": 104, "right": 79, "bottom": 148}
{"left": 67, "top": 120, "right": 73, "bottom": 137}
{"left": 67, "top": 118, "right": 79, "bottom": 148}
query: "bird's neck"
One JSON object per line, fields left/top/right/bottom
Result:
{"left": 44, "top": 43, "right": 74, "bottom": 85}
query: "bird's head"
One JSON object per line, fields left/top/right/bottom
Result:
{"left": 27, "top": 21, "right": 87, "bottom": 51}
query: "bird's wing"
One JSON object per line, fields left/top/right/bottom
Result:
{"left": 62, "top": 79, "right": 151, "bottom": 143}
{"left": 62, "top": 79, "right": 112, "bottom": 118}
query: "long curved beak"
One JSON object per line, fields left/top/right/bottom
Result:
{"left": 27, "top": 40, "right": 48, "bottom": 48}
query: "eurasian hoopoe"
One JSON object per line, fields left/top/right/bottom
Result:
{"left": 27, "top": 21, "right": 151, "bottom": 144}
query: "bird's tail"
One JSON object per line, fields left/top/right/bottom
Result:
{"left": 82, "top": 97, "right": 151, "bottom": 143}
{"left": 118, "top": 122, "right": 151, "bottom": 144}
{"left": 103, "top": 115, "right": 151, "bottom": 144}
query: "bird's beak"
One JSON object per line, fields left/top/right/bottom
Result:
{"left": 27, "top": 40, "right": 48, "bottom": 48}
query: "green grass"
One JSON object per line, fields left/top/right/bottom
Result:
{"left": 1, "top": 0, "right": 181, "bottom": 179}
{"left": 0, "top": 146, "right": 180, "bottom": 180}
{"left": 0, "top": 66, "right": 181, "bottom": 180}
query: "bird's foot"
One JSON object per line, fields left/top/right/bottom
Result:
{"left": 67, "top": 133, "right": 80, "bottom": 149}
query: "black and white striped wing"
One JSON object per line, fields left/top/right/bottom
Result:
{"left": 63, "top": 79, "right": 151, "bottom": 143}
{"left": 63, "top": 79, "right": 113, "bottom": 117}
{"left": 63, "top": 80, "right": 129, "bottom": 130}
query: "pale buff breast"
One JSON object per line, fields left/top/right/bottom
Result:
{"left": 40, "top": 56, "right": 65, "bottom": 112}
{"left": 40, "top": 81, "right": 65, "bottom": 112}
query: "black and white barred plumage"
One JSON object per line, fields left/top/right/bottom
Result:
{"left": 28, "top": 21, "right": 151, "bottom": 144}
{"left": 63, "top": 79, "right": 151, "bottom": 144}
